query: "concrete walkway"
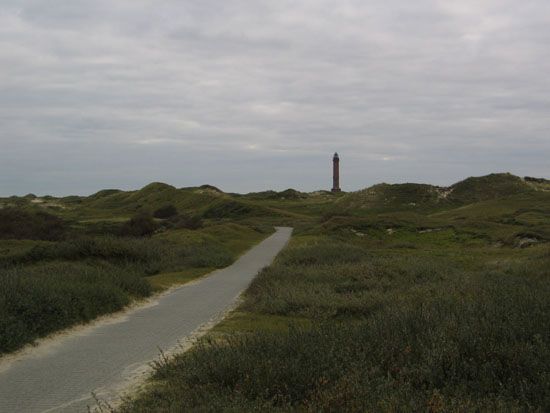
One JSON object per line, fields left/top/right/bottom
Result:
{"left": 0, "top": 227, "right": 292, "bottom": 413}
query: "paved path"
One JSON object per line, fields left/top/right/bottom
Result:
{"left": 0, "top": 227, "right": 292, "bottom": 413}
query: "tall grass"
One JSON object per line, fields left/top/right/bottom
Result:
{"left": 0, "top": 235, "right": 236, "bottom": 354}
{"left": 0, "top": 262, "right": 150, "bottom": 353}
{"left": 119, "top": 239, "right": 550, "bottom": 412}
{"left": 1, "top": 236, "right": 234, "bottom": 272}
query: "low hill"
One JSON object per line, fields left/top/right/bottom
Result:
{"left": 83, "top": 182, "right": 182, "bottom": 212}
{"left": 335, "top": 182, "right": 449, "bottom": 213}
{"left": 73, "top": 182, "right": 279, "bottom": 220}
{"left": 242, "top": 188, "right": 308, "bottom": 200}
{"left": 197, "top": 184, "right": 223, "bottom": 193}
{"left": 89, "top": 189, "right": 123, "bottom": 199}
{"left": 336, "top": 173, "right": 537, "bottom": 215}
{"left": 447, "top": 173, "right": 533, "bottom": 204}
{"left": 4, "top": 173, "right": 547, "bottom": 223}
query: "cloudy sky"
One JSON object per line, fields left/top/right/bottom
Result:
{"left": 1, "top": 0, "right": 549, "bottom": 195}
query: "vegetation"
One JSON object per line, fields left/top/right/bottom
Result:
{"left": 0, "top": 222, "right": 268, "bottom": 354}
{"left": 335, "top": 173, "right": 536, "bottom": 214}
{"left": 447, "top": 173, "right": 533, "bottom": 203}
{"left": 153, "top": 204, "right": 179, "bottom": 219}
{"left": 119, "top": 211, "right": 159, "bottom": 237}
{"left": 120, "top": 235, "right": 550, "bottom": 412}
{"left": 0, "top": 260, "right": 151, "bottom": 353}
{"left": 0, "top": 193, "right": 269, "bottom": 354}
{"left": 1, "top": 172, "right": 549, "bottom": 410}
{"left": 0, "top": 208, "right": 67, "bottom": 241}
{"left": 165, "top": 213, "right": 203, "bottom": 230}
{"left": 114, "top": 173, "right": 550, "bottom": 412}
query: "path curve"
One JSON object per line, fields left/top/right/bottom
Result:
{"left": 0, "top": 227, "right": 292, "bottom": 412}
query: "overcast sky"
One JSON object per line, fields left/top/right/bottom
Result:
{"left": 1, "top": 0, "right": 549, "bottom": 196}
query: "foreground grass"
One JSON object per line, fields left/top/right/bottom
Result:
{"left": 119, "top": 236, "right": 550, "bottom": 412}
{"left": 0, "top": 260, "right": 151, "bottom": 354}
{"left": 0, "top": 223, "right": 270, "bottom": 355}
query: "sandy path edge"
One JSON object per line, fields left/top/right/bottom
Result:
{"left": 0, "top": 272, "right": 213, "bottom": 375}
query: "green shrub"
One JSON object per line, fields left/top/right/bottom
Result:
{"left": 2, "top": 234, "right": 238, "bottom": 274}
{"left": 183, "top": 243, "right": 233, "bottom": 268}
{"left": 202, "top": 200, "right": 254, "bottom": 219}
{"left": 0, "top": 236, "right": 165, "bottom": 268}
{"left": 0, "top": 208, "right": 66, "bottom": 241}
{"left": 167, "top": 213, "right": 203, "bottom": 230}
{"left": 119, "top": 211, "right": 158, "bottom": 237}
{"left": 154, "top": 204, "right": 178, "bottom": 219}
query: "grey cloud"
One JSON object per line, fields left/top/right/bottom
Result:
{"left": 1, "top": 0, "right": 549, "bottom": 196}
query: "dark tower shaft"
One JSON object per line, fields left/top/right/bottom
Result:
{"left": 332, "top": 153, "right": 341, "bottom": 192}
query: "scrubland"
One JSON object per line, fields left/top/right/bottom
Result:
{"left": 118, "top": 231, "right": 550, "bottom": 412}
{"left": 1, "top": 173, "right": 550, "bottom": 411}
{"left": 117, "top": 174, "right": 550, "bottom": 412}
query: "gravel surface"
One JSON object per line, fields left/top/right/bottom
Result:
{"left": 0, "top": 227, "right": 292, "bottom": 413}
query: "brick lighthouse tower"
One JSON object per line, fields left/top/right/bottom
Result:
{"left": 332, "top": 152, "right": 341, "bottom": 192}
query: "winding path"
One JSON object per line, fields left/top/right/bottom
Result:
{"left": 0, "top": 227, "right": 292, "bottom": 412}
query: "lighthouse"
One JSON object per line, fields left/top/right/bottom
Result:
{"left": 332, "top": 152, "right": 341, "bottom": 192}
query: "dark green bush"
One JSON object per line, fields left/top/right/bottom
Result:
{"left": 183, "top": 243, "right": 233, "bottom": 268}
{"left": 202, "top": 200, "right": 253, "bottom": 219}
{"left": 201, "top": 199, "right": 270, "bottom": 219}
{"left": 154, "top": 204, "right": 178, "bottom": 219}
{"left": 167, "top": 213, "right": 203, "bottom": 230}
{"left": 119, "top": 211, "right": 159, "bottom": 237}
{"left": 0, "top": 208, "right": 66, "bottom": 240}
{"left": 0, "top": 236, "right": 165, "bottom": 268}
